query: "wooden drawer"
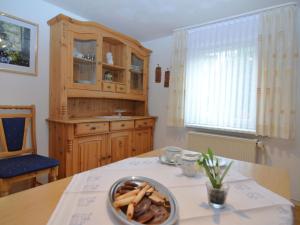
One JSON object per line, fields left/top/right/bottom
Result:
{"left": 75, "top": 122, "right": 109, "bottom": 136}
{"left": 116, "top": 84, "right": 126, "bottom": 93}
{"left": 110, "top": 120, "right": 134, "bottom": 131}
{"left": 135, "top": 119, "right": 154, "bottom": 128}
{"left": 103, "top": 82, "right": 115, "bottom": 92}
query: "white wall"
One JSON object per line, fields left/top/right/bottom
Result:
{"left": 0, "top": 0, "right": 86, "bottom": 156}
{"left": 143, "top": 27, "right": 300, "bottom": 201}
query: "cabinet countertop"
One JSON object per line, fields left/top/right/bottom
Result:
{"left": 47, "top": 115, "right": 157, "bottom": 124}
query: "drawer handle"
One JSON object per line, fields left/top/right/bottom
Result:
{"left": 121, "top": 124, "right": 125, "bottom": 127}
{"left": 107, "top": 86, "right": 111, "bottom": 88}
{"left": 143, "top": 122, "right": 148, "bottom": 125}
{"left": 90, "top": 127, "right": 96, "bottom": 130}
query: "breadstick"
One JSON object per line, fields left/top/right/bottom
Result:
{"left": 139, "top": 182, "right": 147, "bottom": 188}
{"left": 153, "top": 191, "right": 167, "bottom": 200}
{"left": 126, "top": 203, "right": 134, "bottom": 220}
{"left": 146, "top": 187, "right": 154, "bottom": 193}
{"left": 113, "top": 196, "right": 135, "bottom": 208}
{"left": 115, "top": 189, "right": 139, "bottom": 201}
{"left": 133, "top": 185, "right": 150, "bottom": 206}
{"left": 149, "top": 193, "right": 165, "bottom": 204}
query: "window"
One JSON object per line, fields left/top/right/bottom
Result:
{"left": 184, "top": 15, "right": 259, "bottom": 133}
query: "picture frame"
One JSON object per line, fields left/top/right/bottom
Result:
{"left": 0, "top": 11, "right": 38, "bottom": 76}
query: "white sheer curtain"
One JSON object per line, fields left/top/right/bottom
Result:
{"left": 256, "top": 5, "right": 298, "bottom": 139}
{"left": 167, "top": 30, "right": 187, "bottom": 127}
{"left": 184, "top": 15, "right": 259, "bottom": 132}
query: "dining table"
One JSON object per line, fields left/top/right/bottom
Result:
{"left": 0, "top": 148, "right": 291, "bottom": 225}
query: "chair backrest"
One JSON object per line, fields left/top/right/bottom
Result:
{"left": 0, "top": 105, "right": 37, "bottom": 158}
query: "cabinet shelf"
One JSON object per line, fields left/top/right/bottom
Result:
{"left": 102, "top": 63, "right": 126, "bottom": 71}
{"left": 130, "top": 69, "right": 143, "bottom": 74}
{"left": 102, "top": 81, "right": 126, "bottom": 85}
{"left": 73, "top": 57, "right": 96, "bottom": 64}
{"left": 67, "top": 88, "right": 146, "bottom": 101}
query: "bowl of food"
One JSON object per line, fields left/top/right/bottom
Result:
{"left": 108, "top": 176, "right": 178, "bottom": 225}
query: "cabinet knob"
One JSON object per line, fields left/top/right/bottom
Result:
{"left": 121, "top": 124, "right": 125, "bottom": 127}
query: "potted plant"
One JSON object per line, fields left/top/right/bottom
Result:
{"left": 197, "top": 148, "right": 233, "bottom": 209}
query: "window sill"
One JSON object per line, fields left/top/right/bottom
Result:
{"left": 185, "top": 124, "right": 257, "bottom": 139}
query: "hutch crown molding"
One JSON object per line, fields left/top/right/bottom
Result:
{"left": 47, "top": 14, "right": 155, "bottom": 178}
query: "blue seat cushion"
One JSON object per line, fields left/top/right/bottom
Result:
{"left": 0, "top": 154, "right": 59, "bottom": 178}
{"left": 2, "top": 117, "right": 25, "bottom": 151}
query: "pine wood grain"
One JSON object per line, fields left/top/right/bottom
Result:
{"left": 295, "top": 205, "right": 300, "bottom": 225}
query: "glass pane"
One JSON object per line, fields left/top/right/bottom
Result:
{"left": 130, "top": 53, "right": 143, "bottom": 91}
{"left": 73, "top": 39, "right": 97, "bottom": 84}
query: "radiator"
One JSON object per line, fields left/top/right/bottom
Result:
{"left": 187, "top": 131, "right": 258, "bottom": 163}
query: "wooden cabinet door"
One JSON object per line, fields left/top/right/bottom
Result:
{"left": 68, "top": 30, "right": 102, "bottom": 91}
{"left": 73, "top": 135, "right": 107, "bottom": 173}
{"left": 110, "top": 131, "right": 132, "bottom": 162}
{"left": 133, "top": 128, "right": 152, "bottom": 156}
{"left": 99, "top": 136, "right": 112, "bottom": 166}
{"left": 129, "top": 50, "right": 147, "bottom": 95}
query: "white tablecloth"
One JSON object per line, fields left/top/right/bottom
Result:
{"left": 47, "top": 157, "right": 293, "bottom": 225}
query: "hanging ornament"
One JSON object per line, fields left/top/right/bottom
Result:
{"left": 164, "top": 69, "right": 170, "bottom": 88}
{"left": 155, "top": 64, "right": 161, "bottom": 83}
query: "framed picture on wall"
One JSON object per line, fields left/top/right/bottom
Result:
{"left": 0, "top": 12, "right": 38, "bottom": 75}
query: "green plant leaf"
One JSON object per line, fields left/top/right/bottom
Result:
{"left": 202, "top": 163, "right": 218, "bottom": 188}
{"left": 207, "top": 148, "right": 214, "bottom": 161}
{"left": 199, "top": 148, "right": 233, "bottom": 189}
{"left": 220, "top": 161, "right": 233, "bottom": 183}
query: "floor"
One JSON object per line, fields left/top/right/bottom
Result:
{"left": 295, "top": 205, "right": 300, "bottom": 225}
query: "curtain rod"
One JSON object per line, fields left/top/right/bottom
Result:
{"left": 174, "top": 1, "right": 297, "bottom": 31}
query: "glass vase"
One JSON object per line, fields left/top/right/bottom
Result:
{"left": 206, "top": 182, "right": 229, "bottom": 209}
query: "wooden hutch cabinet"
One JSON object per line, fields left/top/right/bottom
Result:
{"left": 47, "top": 14, "right": 155, "bottom": 178}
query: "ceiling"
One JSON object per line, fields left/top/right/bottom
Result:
{"left": 45, "top": 0, "right": 296, "bottom": 42}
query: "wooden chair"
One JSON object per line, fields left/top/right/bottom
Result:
{"left": 0, "top": 105, "right": 59, "bottom": 197}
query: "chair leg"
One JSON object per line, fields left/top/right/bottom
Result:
{"left": 31, "top": 177, "right": 37, "bottom": 187}
{"left": 49, "top": 166, "right": 58, "bottom": 182}
{"left": 0, "top": 179, "right": 10, "bottom": 197}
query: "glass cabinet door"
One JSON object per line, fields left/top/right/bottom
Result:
{"left": 71, "top": 33, "right": 101, "bottom": 90}
{"left": 130, "top": 53, "right": 144, "bottom": 93}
